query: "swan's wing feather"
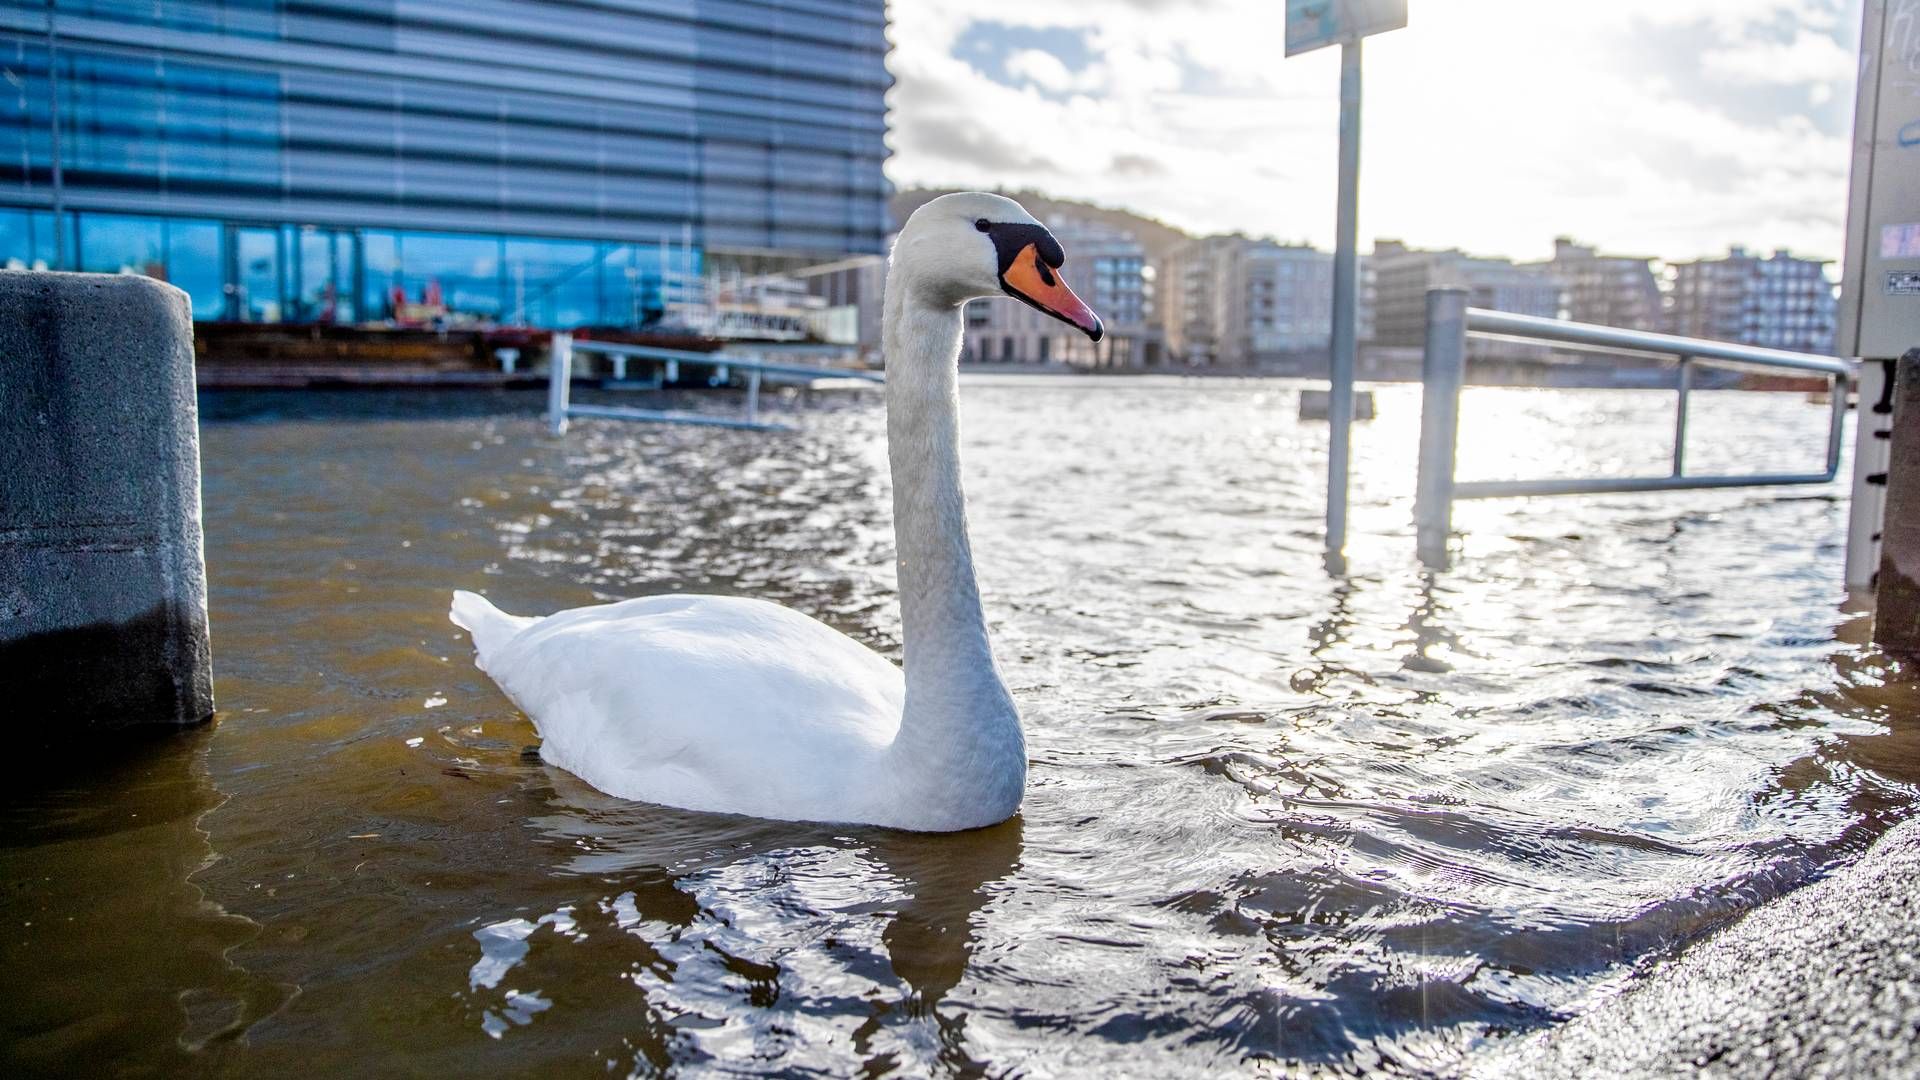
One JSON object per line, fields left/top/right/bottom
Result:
{"left": 479, "top": 595, "right": 905, "bottom": 813}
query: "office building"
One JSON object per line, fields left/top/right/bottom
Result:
{"left": 0, "top": 2, "right": 890, "bottom": 327}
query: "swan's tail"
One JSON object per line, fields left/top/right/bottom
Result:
{"left": 450, "top": 590, "right": 536, "bottom": 663}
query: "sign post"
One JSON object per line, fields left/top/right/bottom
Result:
{"left": 1286, "top": 0, "right": 1407, "bottom": 559}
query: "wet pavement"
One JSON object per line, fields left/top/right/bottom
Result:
{"left": 1476, "top": 817, "right": 1920, "bottom": 1079}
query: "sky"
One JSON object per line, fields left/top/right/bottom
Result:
{"left": 883, "top": 0, "right": 1866, "bottom": 264}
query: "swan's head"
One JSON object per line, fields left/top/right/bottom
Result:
{"left": 892, "top": 192, "right": 1104, "bottom": 341}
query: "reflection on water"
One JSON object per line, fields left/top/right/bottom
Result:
{"left": 0, "top": 731, "right": 292, "bottom": 1073}
{"left": 3, "top": 379, "right": 1918, "bottom": 1077}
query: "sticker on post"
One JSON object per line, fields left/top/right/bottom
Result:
{"left": 1883, "top": 224, "right": 1920, "bottom": 260}
{"left": 1888, "top": 271, "right": 1920, "bottom": 296}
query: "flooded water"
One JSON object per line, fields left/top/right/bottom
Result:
{"left": 6, "top": 377, "right": 1920, "bottom": 1077}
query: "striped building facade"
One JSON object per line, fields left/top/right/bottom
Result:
{"left": 0, "top": 0, "right": 890, "bottom": 326}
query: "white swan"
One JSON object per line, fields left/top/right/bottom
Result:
{"left": 450, "top": 193, "right": 1104, "bottom": 832}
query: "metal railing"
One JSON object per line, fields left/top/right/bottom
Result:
{"left": 1415, "top": 288, "right": 1853, "bottom": 567}
{"left": 545, "top": 332, "right": 884, "bottom": 436}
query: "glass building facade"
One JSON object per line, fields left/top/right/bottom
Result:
{"left": 0, "top": 0, "right": 890, "bottom": 327}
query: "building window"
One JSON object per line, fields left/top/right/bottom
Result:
{"left": 0, "top": 210, "right": 64, "bottom": 271}
{"left": 78, "top": 214, "right": 165, "bottom": 278}
{"left": 505, "top": 239, "right": 602, "bottom": 328}
{"left": 167, "top": 220, "right": 224, "bottom": 320}
{"left": 290, "top": 226, "right": 360, "bottom": 323}
{"left": 231, "top": 226, "right": 283, "bottom": 322}
{"left": 363, "top": 231, "right": 400, "bottom": 321}
{"left": 0, "top": 210, "right": 714, "bottom": 329}
{"left": 396, "top": 232, "right": 502, "bottom": 320}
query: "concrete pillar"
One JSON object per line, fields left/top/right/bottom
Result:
{"left": 1875, "top": 349, "right": 1920, "bottom": 652}
{"left": 0, "top": 272, "right": 214, "bottom": 730}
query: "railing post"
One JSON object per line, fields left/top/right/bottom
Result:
{"left": 745, "top": 368, "right": 762, "bottom": 424}
{"left": 1847, "top": 359, "right": 1894, "bottom": 590}
{"left": 1416, "top": 289, "right": 1468, "bottom": 568}
{"left": 1672, "top": 357, "right": 1691, "bottom": 477}
{"left": 1826, "top": 368, "right": 1851, "bottom": 478}
{"left": 547, "top": 331, "right": 574, "bottom": 436}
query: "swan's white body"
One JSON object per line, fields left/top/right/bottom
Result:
{"left": 452, "top": 193, "right": 1100, "bottom": 832}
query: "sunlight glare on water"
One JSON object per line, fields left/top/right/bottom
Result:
{"left": 4, "top": 378, "right": 1918, "bottom": 1077}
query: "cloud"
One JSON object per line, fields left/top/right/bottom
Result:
{"left": 884, "top": 0, "right": 1866, "bottom": 262}
{"left": 1700, "top": 29, "right": 1856, "bottom": 84}
{"left": 899, "top": 108, "right": 1066, "bottom": 174}
{"left": 1004, "top": 48, "right": 1072, "bottom": 91}
{"left": 1110, "top": 152, "right": 1166, "bottom": 178}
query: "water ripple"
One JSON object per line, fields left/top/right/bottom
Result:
{"left": 9, "top": 381, "right": 1910, "bottom": 1077}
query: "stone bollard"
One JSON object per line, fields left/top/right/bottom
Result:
{"left": 0, "top": 272, "right": 214, "bottom": 731}
{"left": 1876, "top": 348, "right": 1920, "bottom": 653}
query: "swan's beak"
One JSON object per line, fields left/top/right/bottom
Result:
{"left": 1000, "top": 244, "right": 1104, "bottom": 342}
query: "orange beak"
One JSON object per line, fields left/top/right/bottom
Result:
{"left": 1000, "top": 244, "right": 1104, "bottom": 341}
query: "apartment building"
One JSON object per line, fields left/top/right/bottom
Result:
{"left": 962, "top": 216, "right": 1159, "bottom": 367}
{"left": 1669, "top": 247, "right": 1838, "bottom": 354}
{"left": 1160, "top": 234, "right": 1373, "bottom": 368}
{"left": 1370, "top": 240, "right": 1565, "bottom": 362}
{"left": 1536, "top": 238, "right": 1665, "bottom": 332}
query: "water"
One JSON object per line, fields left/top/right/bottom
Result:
{"left": 6, "top": 378, "right": 1919, "bottom": 1077}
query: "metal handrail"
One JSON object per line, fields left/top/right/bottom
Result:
{"left": 1414, "top": 290, "right": 1854, "bottom": 567}
{"left": 545, "top": 332, "right": 883, "bottom": 435}
{"left": 569, "top": 339, "right": 886, "bottom": 385}
{"left": 1464, "top": 308, "right": 1852, "bottom": 378}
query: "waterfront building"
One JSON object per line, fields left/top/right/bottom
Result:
{"left": 1158, "top": 236, "right": 1228, "bottom": 366}
{"left": 1159, "top": 234, "right": 1374, "bottom": 369}
{"left": 1533, "top": 237, "right": 1665, "bottom": 333}
{"left": 961, "top": 215, "right": 1160, "bottom": 368}
{"left": 0, "top": 1, "right": 890, "bottom": 328}
{"left": 1370, "top": 240, "right": 1565, "bottom": 364}
{"left": 1669, "top": 247, "right": 1838, "bottom": 354}
{"left": 1221, "top": 240, "right": 1338, "bottom": 369}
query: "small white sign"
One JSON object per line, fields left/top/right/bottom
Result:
{"left": 1286, "top": 0, "right": 1409, "bottom": 57}
{"left": 1888, "top": 271, "right": 1920, "bottom": 296}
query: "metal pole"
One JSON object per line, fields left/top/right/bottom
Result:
{"left": 745, "top": 369, "right": 761, "bottom": 424}
{"left": 1826, "top": 369, "right": 1850, "bottom": 478}
{"left": 1325, "top": 38, "right": 1363, "bottom": 556}
{"left": 1415, "top": 289, "right": 1467, "bottom": 568}
{"left": 1847, "top": 358, "right": 1895, "bottom": 590}
{"left": 1672, "top": 357, "right": 1691, "bottom": 477}
{"left": 547, "top": 332, "right": 573, "bottom": 436}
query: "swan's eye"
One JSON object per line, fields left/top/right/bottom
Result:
{"left": 974, "top": 218, "right": 992, "bottom": 232}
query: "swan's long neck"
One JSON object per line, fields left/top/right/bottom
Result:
{"left": 881, "top": 278, "right": 1024, "bottom": 820}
